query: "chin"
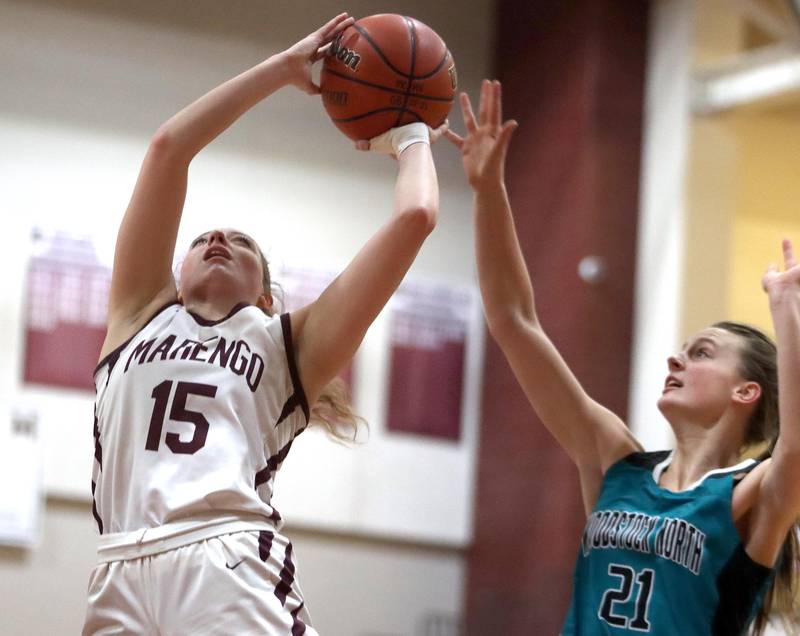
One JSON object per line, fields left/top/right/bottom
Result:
{"left": 656, "top": 392, "right": 679, "bottom": 415}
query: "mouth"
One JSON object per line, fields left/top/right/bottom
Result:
{"left": 203, "top": 246, "right": 231, "bottom": 261}
{"left": 663, "top": 375, "right": 683, "bottom": 392}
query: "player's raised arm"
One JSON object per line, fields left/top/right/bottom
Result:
{"left": 744, "top": 239, "right": 800, "bottom": 565}
{"left": 447, "top": 80, "right": 641, "bottom": 511}
{"left": 101, "top": 13, "right": 354, "bottom": 359}
{"left": 292, "top": 123, "right": 444, "bottom": 405}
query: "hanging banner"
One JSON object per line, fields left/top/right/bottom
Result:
{"left": 386, "top": 280, "right": 474, "bottom": 441}
{"left": 23, "top": 230, "right": 110, "bottom": 391}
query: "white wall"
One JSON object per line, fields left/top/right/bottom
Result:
{"left": 0, "top": 0, "right": 493, "bottom": 633}
{"left": 629, "top": 0, "right": 693, "bottom": 449}
{"left": 0, "top": 500, "right": 466, "bottom": 636}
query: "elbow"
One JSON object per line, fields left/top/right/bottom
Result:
{"left": 149, "top": 126, "right": 176, "bottom": 154}
{"left": 485, "top": 308, "right": 538, "bottom": 345}
{"left": 148, "top": 126, "right": 191, "bottom": 164}
{"left": 398, "top": 205, "right": 437, "bottom": 238}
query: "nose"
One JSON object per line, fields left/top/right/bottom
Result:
{"left": 207, "top": 230, "right": 228, "bottom": 246}
{"left": 667, "top": 354, "right": 684, "bottom": 372}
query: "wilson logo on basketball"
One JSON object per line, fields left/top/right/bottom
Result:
{"left": 322, "top": 89, "right": 348, "bottom": 106}
{"left": 448, "top": 64, "right": 458, "bottom": 90}
{"left": 329, "top": 35, "right": 361, "bottom": 71}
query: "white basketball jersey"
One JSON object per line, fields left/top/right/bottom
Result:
{"left": 92, "top": 302, "right": 308, "bottom": 554}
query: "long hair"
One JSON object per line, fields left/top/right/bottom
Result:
{"left": 257, "top": 249, "right": 366, "bottom": 443}
{"left": 714, "top": 321, "right": 798, "bottom": 633}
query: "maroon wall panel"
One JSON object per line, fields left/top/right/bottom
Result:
{"left": 465, "top": 2, "right": 649, "bottom": 634}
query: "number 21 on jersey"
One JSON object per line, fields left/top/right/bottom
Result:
{"left": 598, "top": 564, "right": 655, "bottom": 631}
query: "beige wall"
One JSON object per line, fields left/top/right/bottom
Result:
{"left": 0, "top": 499, "right": 464, "bottom": 635}
{"left": 727, "top": 111, "right": 800, "bottom": 333}
{"left": 684, "top": 1, "right": 800, "bottom": 339}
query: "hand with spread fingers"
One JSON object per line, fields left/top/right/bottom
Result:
{"left": 284, "top": 13, "right": 355, "bottom": 95}
{"left": 763, "top": 239, "right": 800, "bottom": 304}
{"left": 445, "top": 79, "right": 518, "bottom": 191}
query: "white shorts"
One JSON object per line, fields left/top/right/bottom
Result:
{"left": 83, "top": 530, "right": 316, "bottom": 635}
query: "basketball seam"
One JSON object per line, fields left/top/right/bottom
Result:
{"left": 404, "top": 108, "right": 430, "bottom": 124}
{"left": 321, "top": 67, "right": 453, "bottom": 102}
{"left": 332, "top": 107, "right": 423, "bottom": 123}
{"left": 353, "top": 24, "right": 411, "bottom": 79}
{"left": 414, "top": 50, "right": 451, "bottom": 80}
{"left": 394, "top": 17, "right": 417, "bottom": 128}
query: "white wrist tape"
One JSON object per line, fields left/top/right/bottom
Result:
{"left": 369, "top": 122, "right": 430, "bottom": 156}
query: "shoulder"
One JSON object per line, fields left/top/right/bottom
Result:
{"left": 100, "top": 291, "right": 179, "bottom": 362}
{"left": 596, "top": 451, "right": 671, "bottom": 493}
{"left": 96, "top": 298, "right": 181, "bottom": 376}
{"left": 732, "top": 458, "right": 771, "bottom": 522}
{"left": 614, "top": 450, "right": 672, "bottom": 472}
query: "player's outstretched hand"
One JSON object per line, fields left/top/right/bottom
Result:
{"left": 284, "top": 13, "right": 355, "bottom": 95}
{"left": 763, "top": 238, "right": 800, "bottom": 303}
{"left": 445, "top": 79, "right": 517, "bottom": 192}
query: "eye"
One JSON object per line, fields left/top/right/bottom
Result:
{"left": 693, "top": 348, "right": 710, "bottom": 359}
{"left": 191, "top": 236, "right": 207, "bottom": 248}
{"left": 233, "top": 235, "right": 253, "bottom": 248}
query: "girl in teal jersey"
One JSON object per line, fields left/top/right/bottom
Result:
{"left": 446, "top": 80, "right": 798, "bottom": 634}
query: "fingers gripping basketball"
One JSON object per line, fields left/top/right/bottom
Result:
{"left": 320, "top": 14, "right": 456, "bottom": 141}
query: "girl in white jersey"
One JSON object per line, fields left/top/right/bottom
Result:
{"left": 84, "top": 14, "right": 444, "bottom": 635}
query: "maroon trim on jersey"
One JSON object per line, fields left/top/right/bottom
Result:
{"left": 93, "top": 414, "right": 102, "bottom": 469}
{"left": 254, "top": 466, "right": 270, "bottom": 489}
{"left": 291, "top": 602, "right": 308, "bottom": 636}
{"left": 276, "top": 394, "right": 303, "bottom": 427}
{"left": 280, "top": 313, "right": 310, "bottom": 422}
{"left": 93, "top": 300, "right": 180, "bottom": 377}
{"left": 254, "top": 427, "right": 307, "bottom": 489}
{"left": 258, "top": 530, "right": 274, "bottom": 562}
{"left": 186, "top": 302, "right": 250, "bottom": 326}
{"left": 91, "top": 480, "right": 104, "bottom": 534}
{"left": 275, "top": 541, "right": 297, "bottom": 606}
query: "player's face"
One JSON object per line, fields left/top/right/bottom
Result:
{"left": 657, "top": 327, "right": 750, "bottom": 426}
{"left": 180, "top": 229, "right": 264, "bottom": 303}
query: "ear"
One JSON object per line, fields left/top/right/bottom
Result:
{"left": 732, "top": 381, "right": 761, "bottom": 406}
{"left": 256, "top": 293, "right": 273, "bottom": 313}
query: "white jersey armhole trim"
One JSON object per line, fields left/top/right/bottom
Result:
{"left": 652, "top": 451, "right": 757, "bottom": 491}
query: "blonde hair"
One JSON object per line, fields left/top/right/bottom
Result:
{"left": 715, "top": 321, "right": 799, "bottom": 634}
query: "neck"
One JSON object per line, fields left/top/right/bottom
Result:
{"left": 182, "top": 278, "right": 258, "bottom": 321}
{"left": 186, "top": 299, "right": 246, "bottom": 321}
{"left": 183, "top": 290, "right": 252, "bottom": 322}
{"left": 661, "top": 413, "right": 745, "bottom": 491}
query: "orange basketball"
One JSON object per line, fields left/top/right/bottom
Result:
{"left": 320, "top": 14, "right": 457, "bottom": 141}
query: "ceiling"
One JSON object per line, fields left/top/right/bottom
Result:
{"left": 692, "top": 0, "right": 800, "bottom": 113}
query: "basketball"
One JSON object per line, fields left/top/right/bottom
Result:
{"left": 320, "top": 14, "right": 457, "bottom": 141}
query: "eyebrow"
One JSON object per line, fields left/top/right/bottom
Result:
{"left": 191, "top": 231, "right": 249, "bottom": 242}
{"left": 682, "top": 336, "right": 717, "bottom": 350}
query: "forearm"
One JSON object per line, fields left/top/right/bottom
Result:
{"left": 156, "top": 52, "right": 293, "bottom": 160}
{"left": 393, "top": 142, "right": 439, "bottom": 224}
{"left": 296, "top": 142, "right": 438, "bottom": 400}
{"left": 772, "top": 288, "right": 800, "bottom": 451}
{"left": 474, "top": 182, "right": 536, "bottom": 331}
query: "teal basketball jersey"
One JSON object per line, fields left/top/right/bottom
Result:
{"left": 562, "top": 451, "right": 773, "bottom": 635}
